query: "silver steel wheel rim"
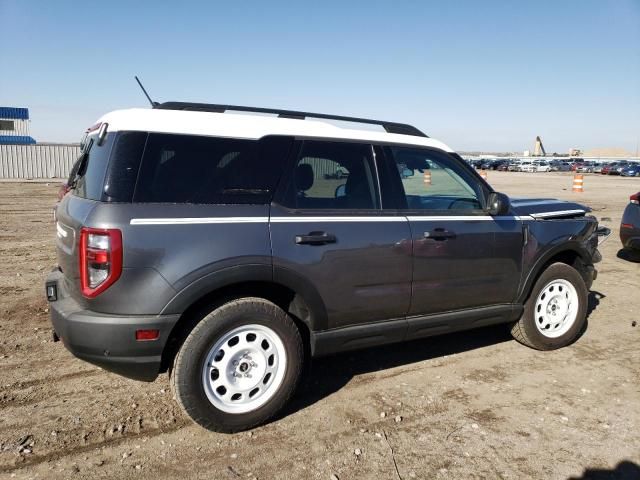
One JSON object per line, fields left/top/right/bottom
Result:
{"left": 202, "top": 324, "right": 287, "bottom": 414}
{"left": 534, "top": 279, "right": 579, "bottom": 338}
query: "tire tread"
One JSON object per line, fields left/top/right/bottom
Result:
{"left": 171, "top": 297, "right": 303, "bottom": 432}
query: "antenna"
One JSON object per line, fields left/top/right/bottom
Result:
{"left": 134, "top": 76, "right": 158, "bottom": 107}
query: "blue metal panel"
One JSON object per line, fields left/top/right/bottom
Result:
{"left": 0, "top": 107, "right": 30, "bottom": 120}
{"left": 0, "top": 135, "right": 36, "bottom": 144}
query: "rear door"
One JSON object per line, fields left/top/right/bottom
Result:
{"left": 381, "top": 146, "right": 523, "bottom": 323}
{"left": 270, "top": 139, "right": 412, "bottom": 331}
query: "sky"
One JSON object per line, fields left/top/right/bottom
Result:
{"left": 1, "top": 0, "right": 639, "bottom": 153}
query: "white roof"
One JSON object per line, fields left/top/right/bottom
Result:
{"left": 96, "top": 108, "right": 453, "bottom": 152}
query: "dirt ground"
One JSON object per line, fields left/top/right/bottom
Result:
{"left": 0, "top": 171, "right": 639, "bottom": 480}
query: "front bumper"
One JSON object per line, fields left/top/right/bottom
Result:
{"left": 46, "top": 268, "right": 180, "bottom": 381}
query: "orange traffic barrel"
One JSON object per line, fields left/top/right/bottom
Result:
{"left": 572, "top": 174, "right": 584, "bottom": 192}
{"left": 423, "top": 170, "right": 431, "bottom": 185}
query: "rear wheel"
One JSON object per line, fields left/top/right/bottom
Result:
{"left": 171, "top": 298, "right": 303, "bottom": 432}
{"left": 511, "top": 263, "right": 588, "bottom": 350}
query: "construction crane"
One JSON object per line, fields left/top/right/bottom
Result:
{"left": 533, "top": 136, "right": 546, "bottom": 156}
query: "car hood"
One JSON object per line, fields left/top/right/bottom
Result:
{"left": 509, "top": 198, "right": 591, "bottom": 219}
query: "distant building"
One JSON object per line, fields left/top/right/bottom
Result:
{"left": 569, "top": 148, "right": 582, "bottom": 157}
{"left": 0, "top": 107, "right": 36, "bottom": 144}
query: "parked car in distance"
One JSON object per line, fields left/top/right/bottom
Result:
{"left": 488, "top": 160, "right": 509, "bottom": 170}
{"left": 593, "top": 163, "right": 607, "bottom": 174}
{"left": 508, "top": 161, "right": 521, "bottom": 172}
{"left": 535, "top": 161, "right": 551, "bottom": 173}
{"left": 620, "top": 192, "right": 640, "bottom": 251}
{"left": 570, "top": 162, "right": 584, "bottom": 172}
{"left": 519, "top": 161, "right": 532, "bottom": 172}
{"left": 621, "top": 164, "right": 640, "bottom": 177}
{"left": 550, "top": 161, "right": 571, "bottom": 172}
{"left": 601, "top": 162, "right": 618, "bottom": 175}
{"left": 611, "top": 161, "right": 631, "bottom": 175}
{"left": 577, "top": 161, "right": 596, "bottom": 173}
{"left": 46, "top": 102, "right": 605, "bottom": 432}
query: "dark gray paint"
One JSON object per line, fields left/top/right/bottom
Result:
{"left": 269, "top": 204, "right": 412, "bottom": 329}
{"left": 47, "top": 140, "right": 602, "bottom": 382}
{"left": 407, "top": 217, "right": 522, "bottom": 315}
{"left": 620, "top": 201, "right": 640, "bottom": 249}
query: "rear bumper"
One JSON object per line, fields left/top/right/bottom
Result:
{"left": 46, "top": 268, "right": 180, "bottom": 381}
{"left": 620, "top": 228, "right": 640, "bottom": 250}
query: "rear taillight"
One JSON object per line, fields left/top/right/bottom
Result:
{"left": 631, "top": 193, "right": 640, "bottom": 205}
{"left": 79, "top": 228, "right": 122, "bottom": 298}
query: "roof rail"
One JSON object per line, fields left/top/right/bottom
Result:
{"left": 154, "top": 101, "right": 428, "bottom": 138}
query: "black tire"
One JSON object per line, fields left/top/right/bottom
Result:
{"left": 511, "top": 262, "right": 588, "bottom": 350}
{"left": 171, "top": 297, "right": 303, "bottom": 432}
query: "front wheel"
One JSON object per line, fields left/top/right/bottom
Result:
{"left": 511, "top": 263, "right": 588, "bottom": 350}
{"left": 171, "top": 298, "right": 303, "bottom": 432}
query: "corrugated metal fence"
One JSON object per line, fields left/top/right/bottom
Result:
{"left": 0, "top": 144, "right": 80, "bottom": 179}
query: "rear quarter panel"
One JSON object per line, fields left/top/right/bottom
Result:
{"left": 80, "top": 203, "right": 272, "bottom": 315}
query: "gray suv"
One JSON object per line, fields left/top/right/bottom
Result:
{"left": 47, "top": 102, "right": 603, "bottom": 432}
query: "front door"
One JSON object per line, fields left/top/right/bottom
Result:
{"left": 270, "top": 139, "right": 412, "bottom": 331}
{"left": 382, "top": 146, "right": 523, "bottom": 318}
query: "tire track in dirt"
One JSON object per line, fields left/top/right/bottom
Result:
{"left": 2, "top": 369, "right": 101, "bottom": 392}
{"left": 0, "top": 419, "right": 190, "bottom": 473}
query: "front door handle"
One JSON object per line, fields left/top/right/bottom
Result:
{"left": 295, "top": 231, "right": 337, "bottom": 245}
{"left": 424, "top": 228, "right": 456, "bottom": 241}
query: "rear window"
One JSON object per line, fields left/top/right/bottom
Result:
{"left": 134, "top": 133, "right": 292, "bottom": 204}
{"left": 73, "top": 133, "right": 116, "bottom": 200}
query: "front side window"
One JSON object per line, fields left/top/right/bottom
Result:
{"left": 283, "top": 140, "right": 380, "bottom": 210}
{"left": 388, "top": 147, "right": 484, "bottom": 211}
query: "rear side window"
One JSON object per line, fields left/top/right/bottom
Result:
{"left": 103, "top": 132, "right": 148, "bottom": 202}
{"left": 282, "top": 140, "right": 380, "bottom": 210}
{"left": 134, "top": 134, "right": 292, "bottom": 204}
{"left": 73, "top": 133, "right": 116, "bottom": 200}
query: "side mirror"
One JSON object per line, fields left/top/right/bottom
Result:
{"left": 335, "top": 184, "right": 346, "bottom": 198}
{"left": 401, "top": 168, "right": 414, "bottom": 178}
{"left": 487, "top": 192, "right": 510, "bottom": 216}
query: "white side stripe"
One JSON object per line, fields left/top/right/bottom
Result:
{"left": 129, "top": 211, "right": 585, "bottom": 225}
{"left": 407, "top": 215, "right": 494, "bottom": 221}
{"left": 270, "top": 216, "right": 405, "bottom": 223}
{"left": 530, "top": 209, "right": 585, "bottom": 219}
{"left": 130, "top": 217, "right": 269, "bottom": 225}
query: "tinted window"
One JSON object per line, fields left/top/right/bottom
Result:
{"left": 134, "top": 134, "right": 292, "bottom": 204}
{"left": 103, "top": 132, "right": 147, "bottom": 202}
{"left": 283, "top": 140, "right": 379, "bottom": 210}
{"left": 389, "top": 147, "right": 484, "bottom": 211}
{"left": 74, "top": 133, "right": 116, "bottom": 201}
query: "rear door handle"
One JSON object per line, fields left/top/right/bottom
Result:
{"left": 295, "top": 231, "right": 337, "bottom": 245}
{"left": 424, "top": 228, "right": 456, "bottom": 241}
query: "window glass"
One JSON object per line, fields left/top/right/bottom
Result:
{"left": 0, "top": 120, "right": 14, "bottom": 131}
{"left": 134, "top": 134, "right": 292, "bottom": 204}
{"left": 73, "top": 133, "right": 115, "bottom": 201}
{"left": 285, "top": 140, "right": 379, "bottom": 210}
{"left": 389, "top": 147, "right": 483, "bottom": 211}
